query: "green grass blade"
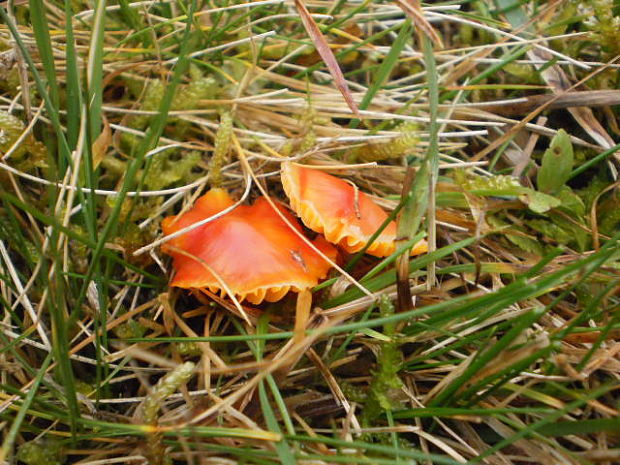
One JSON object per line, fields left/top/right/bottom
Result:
{"left": 429, "top": 307, "right": 547, "bottom": 406}
{"left": 349, "top": 19, "right": 412, "bottom": 129}
{"left": 0, "top": 4, "right": 72, "bottom": 166}
{"left": 28, "top": 0, "right": 60, "bottom": 109}
{"left": 325, "top": 237, "right": 476, "bottom": 308}
{"left": 74, "top": 0, "right": 198, "bottom": 311}
{"left": 0, "top": 353, "right": 53, "bottom": 462}
{"left": 258, "top": 381, "right": 295, "bottom": 465}
{"left": 63, "top": 0, "right": 82, "bottom": 150}
{"left": 469, "top": 383, "right": 617, "bottom": 463}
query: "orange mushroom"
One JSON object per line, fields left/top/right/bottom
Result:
{"left": 161, "top": 188, "right": 337, "bottom": 305}
{"left": 281, "top": 163, "right": 427, "bottom": 257}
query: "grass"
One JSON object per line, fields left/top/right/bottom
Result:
{"left": 1, "top": 1, "right": 619, "bottom": 464}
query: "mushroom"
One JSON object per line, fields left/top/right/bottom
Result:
{"left": 281, "top": 163, "right": 427, "bottom": 257}
{"left": 161, "top": 188, "right": 337, "bottom": 305}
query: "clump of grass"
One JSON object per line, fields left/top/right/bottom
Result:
{"left": 0, "top": 1, "right": 619, "bottom": 464}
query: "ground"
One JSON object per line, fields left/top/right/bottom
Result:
{"left": 0, "top": 1, "right": 619, "bottom": 464}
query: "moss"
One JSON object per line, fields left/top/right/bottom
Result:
{"left": 16, "top": 440, "right": 65, "bottom": 465}
{"left": 74, "top": 379, "right": 95, "bottom": 396}
{"left": 144, "top": 150, "right": 201, "bottom": 191}
{"left": 100, "top": 154, "right": 128, "bottom": 178}
{"left": 113, "top": 216, "right": 158, "bottom": 263}
{"left": 0, "top": 110, "right": 46, "bottom": 169}
{"left": 581, "top": 0, "right": 620, "bottom": 55}
{"left": 114, "top": 317, "right": 147, "bottom": 339}
{"left": 456, "top": 171, "right": 524, "bottom": 196}
{"left": 364, "top": 295, "right": 405, "bottom": 422}
{"left": 298, "top": 106, "right": 318, "bottom": 155}
{"left": 209, "top": 113, "right": 233, "bottom": 187}
{"left": 598, "top": 197, "right": 620, "bottom": 235}
{"left": 132, "top": 79, "right": 166, "bottom": 131}
{"left": 340, "top": 381, "right": 368, "bottom": 404}
{"left": 176, "top": 341, "right": 202, "bottom": 356}
{"left": 0, "top": 50, "right": 20, "bottom": 97}
{"left": 347, "top": 123, "right": 420, "bottom": 162}
{"left": 173, "top": 65, "right": 217, "bottom": 111}
{"left": 67, "top": 225, "right": 90, "bottom": 273}
{"left": 577, "top": 175, "right": 609, "bottom": 211}
{"left": 121, "top": 66, "right": 217, "bottom": 150}
{"left": 141, "top": 362, "right": 195, "bottom": 465}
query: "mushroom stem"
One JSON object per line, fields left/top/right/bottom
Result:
{"left": 294, "top": 290, "right": 312, "bottom": 345}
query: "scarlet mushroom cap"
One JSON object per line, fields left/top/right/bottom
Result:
{"left": 161, "top": 188, "right": 337, "bottom": 305}
{"left": 281, "top": 163, "right": 427, "bottom": 257}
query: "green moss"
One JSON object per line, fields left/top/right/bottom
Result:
{"left": 456, "top": 171, "right": 525, "bottom": 196}
{"left": 577, "top": 175, "right": 609, "bottom": 211}
{"left": 122, "top": 66, "right": 217, "bottom": 150}
{"left": 173, "top": 65, "right": 217, "bottom": 111}
{"left": 340, "top": 381, "right": 368, "bottom": 404}
{"left": 141, "top": 362, "right": 195, "bottom": 465}
{"left": 131, "top": 79, "right": 166, "bottom": 131}
{"left": 176, "top": 341, "right": 202, "bottom": 356}
{"left": 144, "top": 150, "right": 201, "bottom": 191}
{"left": 74, "top": 379, "right": 95, "bottom": 396}
{"left": 67, "top": 224, "right": 91, "bottom": 274}
{"left": 100, "top": 154, "right": 128, "bottom": 178}
{"left": 348, "top": 123, "right": 420, "bottom": 163}
{"left": 0, "top": 110, "right": 46, "bottom": 169}
{"left": 364, "top": 295, "right": 405, "bottom": 422}
{"left": 582, "top": 0, "right": 620, "bottom": 55}
{"left": 16, "top": 440, "right": 65, "bottom": 465}
{"left": 298, "top": 106, "right": 318, "bottom": 155}
{"left": 209, "top": 113, "right": 233, "bottom": 187}
{"left": 0, "top": 49, "right": 21, "bottom": 97}
{"left": 599, "top": 197, "right": 620, "bottom": 235}
{"left": 114, "top": 317, "right": 146, "bottom": 339}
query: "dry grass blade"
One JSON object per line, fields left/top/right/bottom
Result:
{"left": 481, "top": 90, "right": 620, "bottom": 117}
{"left": 394, "top": 0, "right": 443, "bottom": 47}
{"left": 528, "top": 49, "right": 617, "bottom": 150}
{"left": 294, "top": 0, "right": 360, "bottom": 117}
{"left": 92, "top": 114, "right": 111, "bottom": 168}
{"left": 472, "top": 55, "right": 620, "bottom": 161}
{"left": 395, "top": 167, "right": 417, "bottom": 312}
